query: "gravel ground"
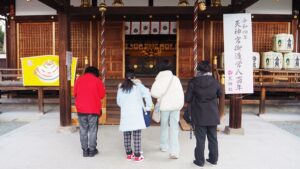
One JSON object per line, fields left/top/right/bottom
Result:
{"left": 0, "top": 121, "right": 28, "bottom": 136}
{"left": 271, "top": 121, "right": 300, "bottom": 138}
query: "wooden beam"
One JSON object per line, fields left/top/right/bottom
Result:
{"left": 233, "top": 0, "right": 259, "bottom": 12}
{"left": 293, "top": 0, "right": 300, "bottom": 11}
{"left": 38, "top": 0, "right": 63, "bottom": 11}
{"left": 206, "top": 0, "right": 211, "bottom": 7}
{"left": 0, "top": 0, "right": 9, "bottom": 16}
{"left": 231, "top": 0, "right": 237, "bottom": 6}
{"left": 69, "top": 6, "right": 233, "bottom": 20}
{"left": 14, "top": 15, "right": 58, "bottom": 22}
{"left": 92, "top": 0, "right": 97, "bottom": 6}
{"left": 149, "top": 0, "right": 153, "bottom": 7}
{"left": 58, "top": 0, "right": 72, "bottom": 126}
{"left": 12, "top": 14, "right": 294, "bottom": 22}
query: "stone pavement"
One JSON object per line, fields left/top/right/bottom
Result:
{"left": 0, "top": 104, "right": 300, "bottom": 169}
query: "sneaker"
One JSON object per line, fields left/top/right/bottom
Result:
{"left": 206, "top": 159, "right": 217, "bottom": 165}
{"left": 193, "top": 160, "right": 204, "bottom": 168}
{"left": 83, "top": 149, "right": 89, "bottom": 157}
{"left": 89, "top": 149, "right": 99, "bottom": 157}
{"left": 134, "top": 155, "right": 144, "bottom": 162}
{"left": 169, "top": 154, "right": 179, "bottom": 159}
{"left": 126, "top": 154, "right": 134, "bottom": 161}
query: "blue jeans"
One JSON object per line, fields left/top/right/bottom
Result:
{"left": 160, "top": 110, "right": 180, "bottom": 156}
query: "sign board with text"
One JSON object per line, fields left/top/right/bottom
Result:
{"left": 223, "top": 14, "right": 253, "bottom": 94}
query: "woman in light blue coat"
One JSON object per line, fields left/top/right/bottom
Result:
{"left": 117, "top": 70, "right": 153, "bottom": 162}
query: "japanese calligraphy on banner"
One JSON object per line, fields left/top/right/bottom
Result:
{"left": 223, "top": 14, "right": 253, "bottom": 94}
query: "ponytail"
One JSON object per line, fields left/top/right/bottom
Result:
{"left": 120, "top": 69, "right": 136, "bottom": 93}
{"left": 120, "top": 79, "right": 134, "bottom": 93}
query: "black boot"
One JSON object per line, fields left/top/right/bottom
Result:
{"left": 83, "top": 149, "right": 89, "bottom": 157}
{"left": 89, "top": 148, "right": 99, "bottom": 157}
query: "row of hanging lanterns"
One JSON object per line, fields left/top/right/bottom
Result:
{"left": 81, "top": 0, "right": 123, "bottom": 7}
{"left": 80, "top": 0, "right": 221, "bottom": 9}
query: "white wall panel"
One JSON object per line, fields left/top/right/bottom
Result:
{"left": 71, "top": 0, "right": 81, "bottom": 6}
{"left": 246, "top": 0, "right": 292, "bottom": 14}
{"left": 221, "top": 0, "right": 231, "bottom": 6}
{"left": 14, "top": 0, "right": 293, "bottom": 15}
{"left": 16, "top": 0, "right": 56, "bottom": 16}
{"left": 107, "top": 0, "right": 148, "bottom": 6}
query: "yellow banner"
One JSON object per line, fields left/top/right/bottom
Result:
{"left": 21, "top": 55, "right": 77, "bottom": 86}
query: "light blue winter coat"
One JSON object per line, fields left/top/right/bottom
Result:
{"left": 117, "top": 79, "right": 153, "bottom": 132}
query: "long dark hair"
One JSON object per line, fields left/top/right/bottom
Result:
{"left": 120, "top": 70, "right": 135, "bottom": 93}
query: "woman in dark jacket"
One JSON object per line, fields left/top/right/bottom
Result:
{"left": 185, "top": 61, "right": 222, "bottom": 167}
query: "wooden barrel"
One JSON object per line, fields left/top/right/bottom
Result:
{"left": 262, "top": 51, "right": 283, "bottom": 69}
{"left": 252, "top": 52, "right": 260, "bottom": 69}
{"left": 283, "top": 53, "right": 300, "bottom": 70}
{"left": 273, "top": 34, "right": 294, "bottom": 53}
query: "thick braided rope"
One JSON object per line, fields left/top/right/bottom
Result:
{"left": 193, "top": 0, "right": 198, "bottom": 77}
{"left": 100, "top": 11, "right": 106, "bottom": 83}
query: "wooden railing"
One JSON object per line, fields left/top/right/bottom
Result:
{"left": 0, "top": 68, "right": 85, "bottom": 113}
{"left": 0, "top": 68, "right": 22, "bottom": 82}
{"left": 214, "top": 68, "right": 300, "bottom": 115}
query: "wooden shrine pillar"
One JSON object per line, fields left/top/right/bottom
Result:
{"left": 91, "top": 19, "right": 98, "bottom": 67}
{"left": 219, "top": 74, "right": 225, "bottom": 120}
{"left": 229, "top": 94, "right": 242, "bottom": 128}
{"left": 225, "top": 94, "right": 244, "bottom": 134}
{"left": 299, "top": 21, "right": 300, "bottom": 53}
{"left": 91, "top": 0, "right": 98, "bottom": 67}
{"left": 58, "top": 0, "right": 72, "bottom": 126}
{"left": 291, "top": 12, "right": 299, "bottom": 53}
{"left": 6, "top": 0, "right": 17, "bottom": 68}
{"left": 92, "top": 0, "right": 98, "bottom": 6}
{"left": 204, "top": 18, "right": 212, "bottom": 62}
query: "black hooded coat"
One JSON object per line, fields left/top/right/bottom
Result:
{"left": 185, "top": 75, "right": 222, "bottom": 126}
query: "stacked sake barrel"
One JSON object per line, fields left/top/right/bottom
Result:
{"left": 262, "top": 34, "right": 300, "bottom": 70}
{"left": 218, "top": 34, "right": 299, "bottom": 70}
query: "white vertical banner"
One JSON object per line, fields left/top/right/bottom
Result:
{"left": 223, "top": 14, "right": 253, "bottom": 94}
